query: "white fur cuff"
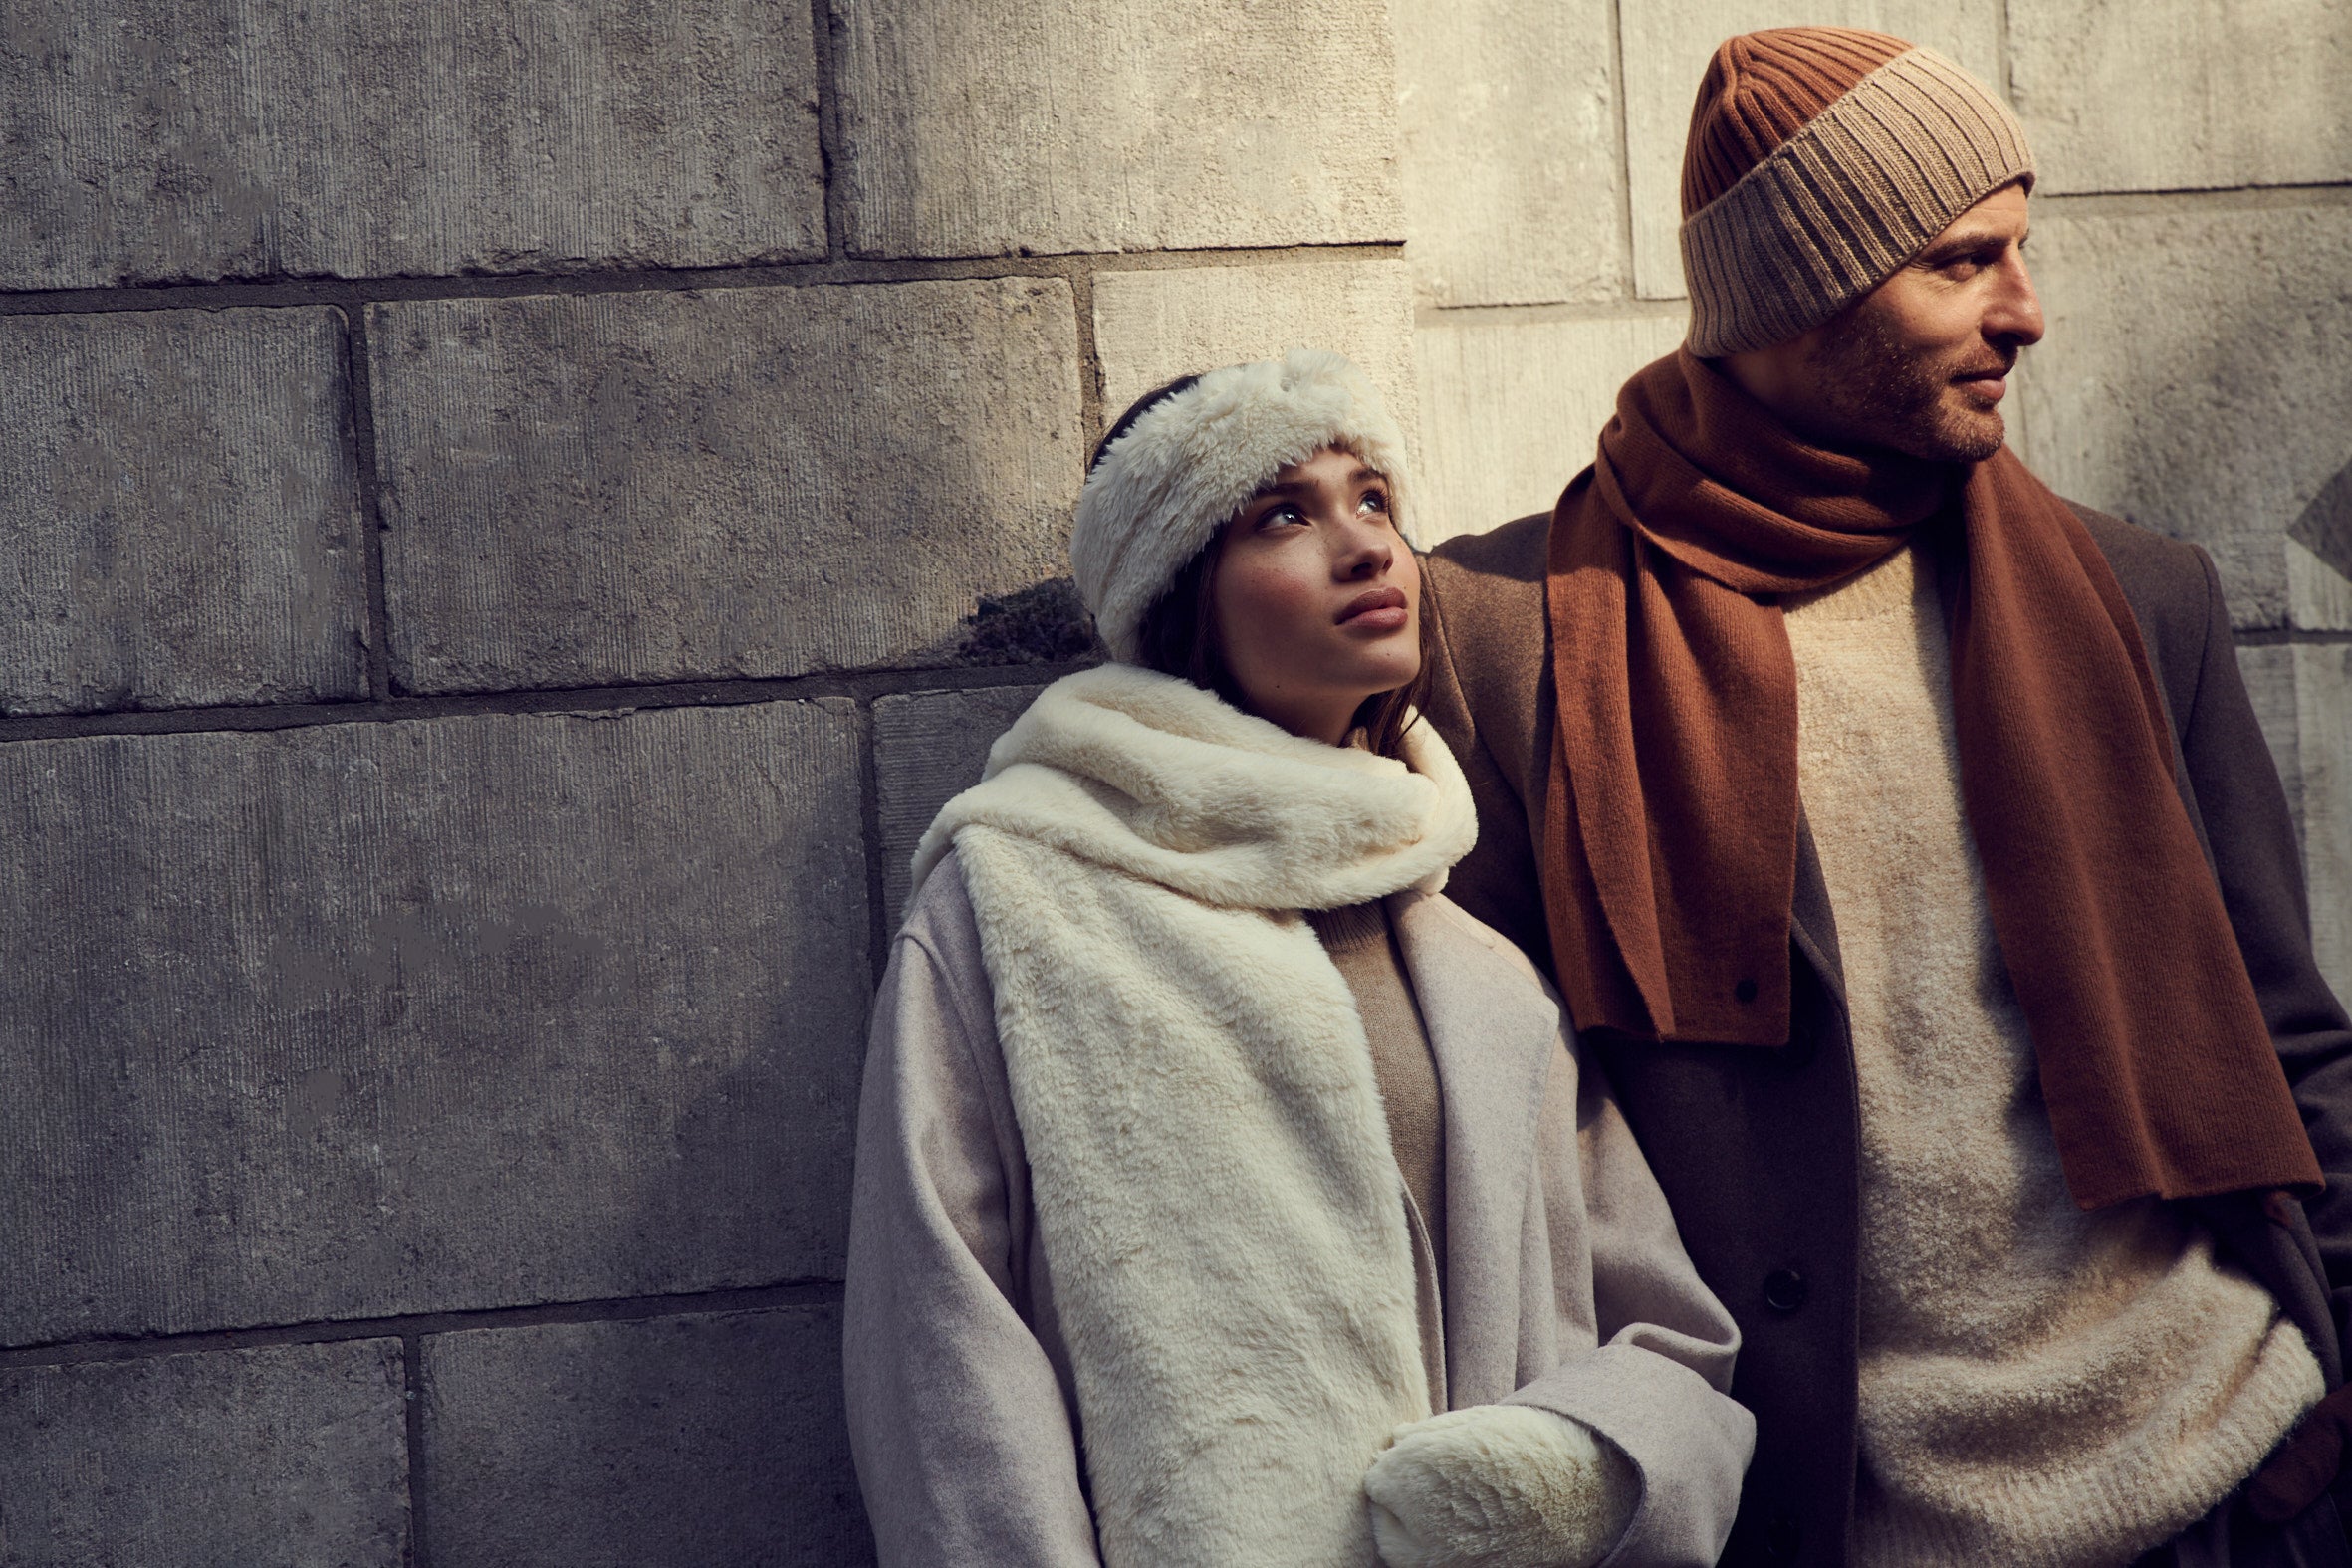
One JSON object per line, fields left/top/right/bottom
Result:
{"left": 1364, "top": 1405, "right": 1638, "bottom": 1568}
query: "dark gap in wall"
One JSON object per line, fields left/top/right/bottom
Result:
{"left": 857, "top": 700, "right": 891, "bottom": 988}
{"left": 2234, "top": 627, "right": 2352, "bottom": 647}
{"left": 0, "top": 656, "right": 1104, "bottom": 747}
{"left": 343, "top": 304, "right": 396, "bottom": 701}
{"left": 403, "top": 1333, "right": 431, "bottom": 1568}
{"left": 809, "top": 0, "right": 847, "bottom": 262}
{"left": 1070, "top": 263, "right": 1105, "bottom": 450}
{"left": 0, "top": 241, "right": 1411, "bottom": 319}
{"left": 0, "top": 1280, "right": 845, "bottom": 1371}
{"left": 1605, "top": 0, "right": 1639, "bottom": 291}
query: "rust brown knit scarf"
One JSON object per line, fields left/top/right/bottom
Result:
{"left": 1542, "top": 348, "right": 2319, "bottom": 1208}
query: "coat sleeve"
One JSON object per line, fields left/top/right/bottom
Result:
{"left": 2175, "top": 547, "right": 2352, "bottom": 1343}
{"left": 1500, "top": 1035, "right": 1757, "bottom": 1567}
{"left": 841, "top": 914, "right": 1103, "bottom": 1568}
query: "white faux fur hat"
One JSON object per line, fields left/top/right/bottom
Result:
{"left": 1070, "top": 348, "right": 1419, "bottom": 663}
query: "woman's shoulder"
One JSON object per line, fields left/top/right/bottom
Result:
{"left": 897, "top": 845, "right": 988, "bottom": 986}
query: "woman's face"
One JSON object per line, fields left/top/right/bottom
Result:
{"left": 1210, "top": 446, "right": 1420, "bottom": 746}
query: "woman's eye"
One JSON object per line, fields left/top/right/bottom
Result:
{"left": 1359, "top": 489, "right": 1389, "bottom": 514}
{"left": 1259, "top": 503, "right": 1304, "bottom": 529}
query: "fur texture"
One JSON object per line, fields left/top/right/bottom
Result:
{"left": 1070, "top": 348, "right": 1420, "bottom": 662}
{"left": 1365, "top": 1406, "right": 1639, "bottom": 1568}
{"left": 914, "top": 665, "right": 1475, "bottom": 1567}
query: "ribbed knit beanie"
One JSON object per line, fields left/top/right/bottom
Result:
{"left": 1070, "top": 349, "right": 1418, "bottom": 663}
{"left": 1678, "top": 27, "right": 2034, "bottom": 356}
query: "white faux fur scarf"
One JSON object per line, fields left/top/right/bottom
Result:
{"left": 910, "top": 664, "right": 1478, "bottom": 1568}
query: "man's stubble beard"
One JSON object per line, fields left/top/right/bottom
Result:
{"left": 1798, "top": 302, "right": 2015, "bottom": 465}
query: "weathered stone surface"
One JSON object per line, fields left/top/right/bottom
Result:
{"left": 873, "top": 684, "right": 1050, "bottom": 930}
{"left": 2011, "top": 0, "right": 2352, "bottom": 195}
{"left": 1617, "top": 0, "right": 2004, "bottom": 299}
{"left": 1092, "top": 260, "right": 1418, "bottom": 456}
{"left": 423, "top": 1305, "right": 868, "bottom": 1568}
{"left": 0, "top": 308, "right": 365, "bottom": 716}
{"left": 0, "top": 0, "right": 823, "bottom": 288}
{"left": 830, "top": 0, "right": 1402, "bottom": 259}
{"left": 0, "top": 1339, "right": 407, "bottom": 1568}
{"left": 2014, "top": 200, "right": 2352, "bottom": 631}
{"left": 1393, "top": 0, "right": 1625, "bottom": 307}
{"left": 369, "top": 279, "right": 1083, "bottom": 693}
{"left": 0, "top": 702, "right": 868, "bottom": 1346}
{"left": 1413, "top": 308, "right": 1689, "bottom": 542}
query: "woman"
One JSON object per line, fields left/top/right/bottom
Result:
{"left": 842, "top": 349, "right": 1753, "bottom": 1568}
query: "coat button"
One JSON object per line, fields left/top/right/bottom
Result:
{"left": 1735, "top": 977, "right": 1760, "bottom": 1003}
{"left": 1764, "top": 1513, "right": 1802, "bottom": 1558}
{"left": 1764, "top": 1268, "right": 1808, "bottom": 1312}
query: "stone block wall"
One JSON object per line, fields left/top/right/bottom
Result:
{"left": 2, "top": 1, "right": 2344, "bottom": 1561}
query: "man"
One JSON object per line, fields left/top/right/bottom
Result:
{"left": 1420, "top": 27, "right": 2352, "bottom": 1568}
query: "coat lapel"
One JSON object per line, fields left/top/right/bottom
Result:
{"left": 1389, "top": 890, "right": 1557, "bottom": 1361}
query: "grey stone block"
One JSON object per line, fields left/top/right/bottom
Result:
{"left": 1617, "top": 0, "right": 2004, "bottom": 299}
{"left": 873, "top": 684, "right": 1049, "bottom": 931}
{"left": 0, "top": 1339, "right": 407, "bottom": 1568}
{"left": 2011, "top": 0, "right": 2352, "bottom": 195}
{"left": 422, "top": 1305, "right": 870, "bottom": 1568}
{"left": 2283, "top": 645, "right": 2352, "bottom": 1006}
{"left": 0, "top": 0, "right": 823, "bottom": 289}
{"left": 2013, "top": 200, "right": 2352, "bottom": 631}
{"left": 0, "top": 701, "right": 869, "bottom": 1347}
{"left": 830, "top": 0, "right": 1403, "bottom": 259}
{"left": 0, "top": 308, "right": 365, "bottom": 716}
{"left": 1413, "top": 308, "right": 1689, "bottom": 543}
{"left": 1092, "top": 260, "right": 1419, "bottom": 459}
{"left": 1394, "top": 0, "right": 1627, "bottom": 308}
{"left": 369, "top": 279, "right": 1084, "bottom": 693}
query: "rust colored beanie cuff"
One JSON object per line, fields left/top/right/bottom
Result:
{"left": 1681, "top": 47, "right": 2035, "bottom": 357}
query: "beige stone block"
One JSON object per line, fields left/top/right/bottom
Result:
{"left": 831, "top": 0, "right": 1402, "bottom": 259}
{"left": 1091, "top": 260, "right": 1419, "bottom": 462}
{"left": 0, "top": 0, "right": 823, "bottom": 288}
{"left": 1393, "top": 0, "right": 1626, "bottom": 307}
{"left": 370, "top": 278, "right": 1084, "bottom": 693}
{"left": 1617, "top": 0, "right": 2004, "bottom": 299}
{"left": 0, "top": 701, "right": 869, "bottom": 1344}
{"left": 0, "top": 307, "right": 365, "bottom": 714}
{"left": 873, "top": 684, "right": 1050, "bottom": 931}
{"left": 2010, "top": 0, "right": 2352, "bottom": 195}
{"left": 1412, "top": 308, "right": 1689, "bottom": 543}
{"left": 2012, "top": 200, "right": 2352, "bottom": 631}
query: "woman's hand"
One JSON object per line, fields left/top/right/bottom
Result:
{"left": 1363, "top": 1404, "right": 1637, "bottom": 1568}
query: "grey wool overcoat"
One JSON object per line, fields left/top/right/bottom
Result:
{"left": 1418, "top": 499, "right": 2352, "bottom": 1568}
{"left": 843, "top": 845, "right": 1759, "bottom": 1567}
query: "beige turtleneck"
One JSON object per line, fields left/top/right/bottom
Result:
{"left": 1782, "top": 545, "right": 2323, "bottom": 1567}
{"left": 1308, "top": 898, "right": 1448, "bottom": 1407}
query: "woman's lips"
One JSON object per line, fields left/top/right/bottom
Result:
{"left": 1336, "top": 585, "right": 1409, "bottom": 631}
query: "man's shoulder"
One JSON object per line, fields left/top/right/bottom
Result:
{"left": 2059, "top": 496, "right": 2222, "bottom": 666}
{"left": 1426, "top": 511, "right": 1551, "bottom": 590}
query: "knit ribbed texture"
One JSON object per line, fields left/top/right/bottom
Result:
{"left": 1680, "top": 27, "right": 1910, "bottom": 214}
{"left": 1782, "top": 548, "right": 2324, "bottom": 1567}
{"left": 1679, "top": 43, "right": 2035, "bottom": 356}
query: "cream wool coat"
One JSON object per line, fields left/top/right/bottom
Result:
{"left": 843, "top": 675, "right": 1753, "bottom": 1568}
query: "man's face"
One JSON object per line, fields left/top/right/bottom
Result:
{"left": 1785, "top": 182, "right": 2045, "bottom": 463}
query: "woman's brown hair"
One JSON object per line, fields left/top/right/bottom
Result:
{"left": 1093, "top": 378, "right": 1434, "bottom": 761}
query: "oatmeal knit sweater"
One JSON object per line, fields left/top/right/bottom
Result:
{"left": 1782, "top": 545, "right": 2325, "bottom": 1567}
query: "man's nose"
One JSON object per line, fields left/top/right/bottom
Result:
{"left": 1988, "top": 251, "right": 2045, "bottom": 347}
